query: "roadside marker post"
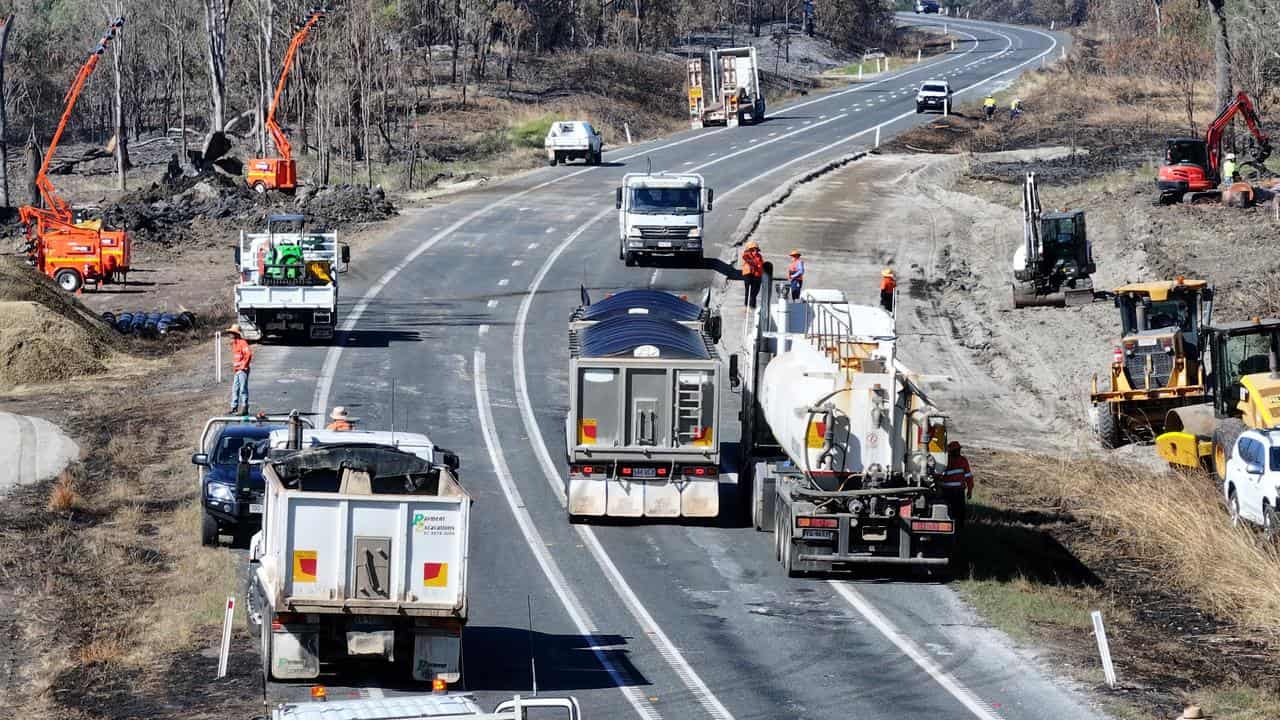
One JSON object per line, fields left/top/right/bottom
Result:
{"left": 624, "top": 122, "right": 632, "bottom": 144}
{"left": 215, "top": 331, "right": 222, "bottom": 383}
{"left": 875, "top": 127, "right": 881, "bottom": 148}
{"left": 1050, "top": 20, "right": 1056, "bottom": 30}
{"left": 917, "top": 49, "right": 922, "bottom": 64}
{"left": 217, "top": 596, "right": 236, "bottom": 679}
{"left": 1091, "top": 610, "right": 1117, "bottom": 688}
{"left": 951, "top": 40, "right": 956, "bottom": 52}
{"left": 858, "top": 65, "right": 863, "bottom": 81}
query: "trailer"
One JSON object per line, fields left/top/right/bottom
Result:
{"left": 732, "top": 275, "right": 956, "bottom": 576}
{"left": 565, "top": 288, "right": 724, "bottom": 519}
{"left": 249, "top": 419, "right": 469, "bottom": 686}
{"left": 687, "top": 46, "right": 765, "bottom": 129}
{"left": 234, "top": 214, "right": 349, "bottom": 342}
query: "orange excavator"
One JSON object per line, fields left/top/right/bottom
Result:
{"left": 246, "top": 9, "right": 325, "bottom": 194}
{"left": 19, "top": 18, "right": 130, "bottom": 293}
{"left": 1157, "top": 91, "right": 1272, "bottom": 205}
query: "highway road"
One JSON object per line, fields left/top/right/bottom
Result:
{"left": 252, "top": 15, "right": 1104, "bottom": 718}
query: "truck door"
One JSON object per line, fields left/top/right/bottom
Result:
{"left": 627, "top": 370, "right": 670, "bottom": 447}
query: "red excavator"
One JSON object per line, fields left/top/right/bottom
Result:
{"left": 246, "top": 9, "right": 325, "bottom": 194}
{"left": 1157, "top": 91, "right": 1271, "bottom": 205}
{"left": 19, "top": 18, "right": 131, "bottom": 293}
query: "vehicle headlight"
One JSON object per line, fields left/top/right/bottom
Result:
{"left": 207, "top": 483, "right": 235, "bottom": 502}
{"left": 688, "top": 227, "right": 701, "bottom": 237}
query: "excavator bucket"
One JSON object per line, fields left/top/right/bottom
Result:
{"left": 1223, "top": 182, "right": 1255, "bottom": 208}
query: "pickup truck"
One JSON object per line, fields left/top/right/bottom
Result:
{"left": 249, "top": 421, "right": 469, "bottom": 686}
{"left": 190, "top": 413, "right": 301, "bottom": 547}
{"left": 916, "top": 80, "right": 952, "bottom": 114}
{"left": 545, "top": 120, "right": 603, "bottom": 166}
{"left": 271, "top": 693, "right": 581, "bottom": 720}
{"left": 234, "top": 214, "right": 349, "bottom": 342}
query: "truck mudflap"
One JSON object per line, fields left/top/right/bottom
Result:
{"left": 567, "top": 474, "right": 719, "bottom": 518}
{"left": 413, "top": 630, "right": 462, "bottom": 683}
{"left": 270, "top": 626, "right": 321, "bottom": 680}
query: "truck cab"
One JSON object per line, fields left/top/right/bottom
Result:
{"left": 615, "top": 173, "right": 712, "bottom": 266}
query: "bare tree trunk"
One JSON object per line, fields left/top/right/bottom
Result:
{"left": 178, "top": 31, "right": 188, "bottom": 164}
{"left": 1209, "top": 0, "right": 1233, "bottom": 110}
{"left": 0, "top": 16, "right": 13, "bottom": 207}
{"left": 24, "top": 134, "right": 39, "bottom": 207}
{"left": 108, "top": 3, "right": 128, "bottom": 190}
{"left": 204, "top": 0, "right": 235, "bottom": 132}
{"left": 254, "top": 0, "right": 273, "bottom": 156}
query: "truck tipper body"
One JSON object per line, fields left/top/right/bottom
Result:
{"left": 565, "top": 289, "right": 724, "bottom": 519}
{"left": 687, "top": 46, "right": 765, "bottom": 129}
{"left": 235, "top": 214, "right": 348, "bottom": 341}
{"left": 734, "top": 276, "right": 957, "bottom": 575}
{"left": 616, "top": 173, "right": 713, "bottom": 265}
{"left": 250, "top": 425, "right": 469, "bottom": 685}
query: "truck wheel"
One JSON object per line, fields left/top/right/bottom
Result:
{"left": 1213, "top": 419, "right": 1246, "bottom": 482}
{"left": 1093, "top": 403, "right": 1121, "bottom": 449}
{"left": 260, "top": 613, "right": 274, "bottom": 682}
{"left": 776, "top": 508, "right": 802, "bottom": 577}
{"left": 549, "top": 152, "right": 559, "bottom": 167}
{"left": 253, "top": 181, "right": 268, "bottom": 194}
{"left": 54, "top": 268, "right": 83, "bottom": 293}
{"left": 1263, "top": 500, "right": 1279, "bottom": 540}
{"left": 201, "top": 511, "right": 220, "bottom": 547}
{"left": 624, "top": 251, "right": 637, "bottom": 267}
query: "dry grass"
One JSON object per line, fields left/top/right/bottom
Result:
{"left": 46, "top": 470, "right": 82, "bottom": 513}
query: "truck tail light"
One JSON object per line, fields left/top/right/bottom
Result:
{"left": 432, "top": 678, "right": 448, "bottom": 693}
{"left": 1112, "top": 347, "right": 1123, "bottom": 365}
{"left": 311, "top": 685, "right": 327, "bottom": 701}
{"left": 272, "top": 612, "right": 305, "bottom": 630}
{"left": 911, "top": 519, "right": 955, "bottom": 533}
{"left": 680, "top": 465, "right": 718, "bottom": 478}
{"left": 796, "top": 517, "right": 838, "bottom": 528}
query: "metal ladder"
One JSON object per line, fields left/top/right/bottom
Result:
{"left": 675, "top": 375, "right": 704, "bottom": 444}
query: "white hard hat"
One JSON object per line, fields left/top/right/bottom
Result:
{"left": 330, "top": 406, "right": 349, "bottom": 420}
{"left": 1226, "top": 153, "right": 1236, "bottom": 160}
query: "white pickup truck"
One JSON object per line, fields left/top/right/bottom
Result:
{"left": 235, "top": 214, "right": 349, "bottom": 342}
{"left": 615, "top": 172, "right": 713, "bottom": 266}
{"left": 249, "top": 424, "right": 469, "bottom": 686}
{"left": 545, "top": 120, "right": 603, "bottom": 166}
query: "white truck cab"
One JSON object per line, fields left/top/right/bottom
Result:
{"left": 615, "top": 172, "right": 713, "bottom": 266}
{"left": 545, "top": 120, "right": 603, "bottom": 166}
{"left": 1223, "top": 428, "right": 1280, "bottom": 532}
{"left": 916, "top": 80, "right": 952, "bottom": 114}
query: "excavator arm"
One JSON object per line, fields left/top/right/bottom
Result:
{"left": 1204, "top": 91, "right": 1272, "bottom": 176}
{"left": 28, "top": 19, "right": 125, "bottom": 223}
{"left": 265, "top": 9, "right": 325, "bottom": 161}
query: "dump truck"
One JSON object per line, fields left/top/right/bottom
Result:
{"left": 687, "top": 46, "right": 765, "bottom": 129}
{"left": 1011, "top": 172, "right": 1096, "bottom": 308}
{"left": 616, "top": 173, "right": 713, "bottom": 265}
{"left": 235, "top": 214, "right": 349, "bottom": 341}
{"left": 271, "top": 693, "right": 581, "bottom": 720}
{"left": 565, "top": 288, "right": 724, "bottom": 519}
{"left": 1089, "top": 278, "right": 1213, "bottom": 448}
{"left": 732, "top": 274, "right": 956, "bottom": 576}
{"left": 248, "top": 416, "right": 469, "bottom": 686}
{"left": 1157, "top": 317, "right": 1280, "bottom": 479}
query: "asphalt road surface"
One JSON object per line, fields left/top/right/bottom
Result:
{"left": 251, "top": 16, "right": 1104, "bottom": 719}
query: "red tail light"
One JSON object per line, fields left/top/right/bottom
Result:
{"left": 272, "top": 612, "right": 304, "bottom": 630}
{"left": 657, "top": 467, "right": 667, "bottom": 476}
{"left": 797, "top": 516, "right": 838, "bottom": 528}
{"left": 621, "top": 467, "right": 632, "bottom": 476}
{"left": 1112, "top": 347, "right": 1123, "bottom": 365}
{"left": 911, "top": 519, "right": 955, "bottom": 533}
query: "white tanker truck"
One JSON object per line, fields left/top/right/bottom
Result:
{"left": 730, "top": 274, "right": 957, "bottom": 576}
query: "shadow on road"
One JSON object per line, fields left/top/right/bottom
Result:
{"left": 463, "top": 627, "right": 651, "bottom": 693}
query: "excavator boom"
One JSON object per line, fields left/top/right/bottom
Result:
{"left": 1205, "top": 91, "right": 1271, "bottom": 175}
{"left": 265, "top": 10, "right": 325, "bottom": 161}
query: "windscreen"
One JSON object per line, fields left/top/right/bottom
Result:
{"left": 215, "top": 436, "right": 270, "bottom": 465}
{"left": 1167, "top": 140, "right": 1207, "bottom": 167}
{"left": 1121, "top": 296, "right": 1194, "bottom": 335}
{"left": 1219, "top": 331, "right": 1276, "bottom": 392}
{"left": 921, "top": 84, "right": 947, "bottom": 93}
{"left": 629, "top": 187, "right": 701, "bottom": 215}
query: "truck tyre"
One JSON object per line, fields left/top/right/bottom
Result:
{"left": 1213, "top": 419, "right": 1246, "bottom": 482}
{"left": 201, "top": 511, "right": 219, "bottom": 547}
{"left": 624, "top": 251, "right": 637, "bottom": 267}
{"left": 1264, "top": 500, "right": 1279, "bottom": 540}
{"left": 253, "top": 181, "right": 268, "bottom": 194}
{"left": 54, "top": 268, "right": 83, "bottom": 293}
{"left": 549, "top": 152, "right": 559, "bottom": 167}
{"left": 1093, "top": 403, "right": 1121, "bottom": 449}
{"left": 777, "top": 509, "right": 802, "bottom": 578}
{"left": 260, "top": 613, "right": 273, "bottom": 682}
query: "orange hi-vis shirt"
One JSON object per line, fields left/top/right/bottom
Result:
{"left": 741, "top": 249, "right": 763, "bottom": 277}
{"left": 232, "top": 337, "right": 253, "bottom": 372}
{"left": 880, "top": 275, "right": 897, "bottom": 293}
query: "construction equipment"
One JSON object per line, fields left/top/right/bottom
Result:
{"left": 687, "top": 46, "right": 765, "bottom": 129}
{"left": 246, "top": 9, "right": 324, "bottom": 194}
{"left": 250, "top": 415, "right": 469, "bottom": 685}
{"left": 565, "top": 288, "right": 723, "bottom": 519}
{"left": 1157, "top": 317, "right": 1280, "bottom": 479}
{"left": 1089, "top": 278, "right": 1213, "bottom": 448}
{"left": 18, "top": 19, "right": 130, "bottom": 294}
{"left": 1157, "top": 91, "right": 1271, "bottom": 204}
{"left": 234, "top": 214, "right": 348, "bottom": 341}
{"left": 732, "top": 273, "right": 956, "bottom": 575}
{"left": 1011, "top": 172, "right": 1096, "bottom": 308}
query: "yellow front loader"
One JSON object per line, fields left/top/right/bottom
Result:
{"left": 1157, "top": 317, "right": 1280, "bottom": 479}
{"left": 1089, "top": 279, "right": 1213, "bottom": 448}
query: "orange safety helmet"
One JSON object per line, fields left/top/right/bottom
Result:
{"left": 882, "top": 267, "right": 895, "bottom": 277}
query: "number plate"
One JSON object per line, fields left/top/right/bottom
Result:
{"left": 658, "top": 241, "right": 673, "bottom": 248}
{"left": 249, "top": 503, "right": 264, "bottom": 514}
{"left": 802, "top": 529, "right": 836, "bottom": 540}
{"left": 631, "top": 468, "right": 658, "bottom": 478}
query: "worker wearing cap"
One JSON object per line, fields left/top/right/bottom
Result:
{"left": 983, "top": 94, "right": 996, "bottom": 120}
{"left": 879, "top": 268, "right": 897, "bottom": 312}
{"left": 1222, "top": 153, "right": 1238, "bottom": 185}
{"left": 227, "top": 325, "right": 253, "bottom": 415}
{"left": 741, "top": 241, "right": 765, "bottom": 308}
{"left": 938, "top": 440, "right": 974, "bottom": 529}
{"left": 326, "top": 406, "right": 354, "bottom": 431}
{"left": 786, "top": 250, "right": 805, "bottom": 300}
{"left": 1009, "top": 97, "right": 1022, "bottom": 119}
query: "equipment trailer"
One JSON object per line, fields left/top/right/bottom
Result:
{"left": 733, "top": 275, "right": 956, "bottom": 576}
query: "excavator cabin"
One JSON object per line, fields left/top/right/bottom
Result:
{"left": 1090, "top": 278, "right": 1213, "bottom": 447}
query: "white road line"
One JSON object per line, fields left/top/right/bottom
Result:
{"left": 498, "top": 278, "right": 510, "bottom": 287}
{"left": 649, "top": 268, "right": 661, "bottom": 286}
{"left": 486, "top": 299, "right": 499, "bottom": 308}
{"left": 529, "top": 242, "right": 541, "bottom": 249}
{"left": 830, "top": 582, "right": 1004, "bottom": 720}
{"left": 478, "top": 324, "right": 489, "bottom": 336}
{"left": 473, "top": 351, "right": 662, "bottom": 720}
{"left": 512, "top": 259, "right": 524, "bottom": 267}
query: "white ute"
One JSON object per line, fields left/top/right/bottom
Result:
{"left": 915, "top": 80, "right": 952, "bottom": 114}
{"left": 545, "top": 120, "right": 603, "bottom": 166}
{"left": 1223, "top": 428, "right": 1280, "bottom": 532}
{"left": 249, "top": 422, "right": 469, "bottom": 686}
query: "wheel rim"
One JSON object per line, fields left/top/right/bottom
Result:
{"left": 254, "top": 183, "right": 266, "bottom": 194}
{"left": 57, "top": 273, "right": 77, "bottom": 291}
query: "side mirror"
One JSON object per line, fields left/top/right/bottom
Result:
{"left": 705, "top": 188, "right": 714, "bottom": 212}
{"left": 728, "top": 354, "right": 741, "bottom": 390}
{"left": 233, "top": 246, "right": 241, "bottom": 266}
{"left": 340, "top": 243, "right": 350, "bottom": 266}
{"left": 1247, "top": 462, "right": 1264, "bottom": 475}
{"left": 615, "top": 187, "right": 623, "bottom": 210}
{"left": 191, "top": 452, "right": 209, "bottom": 466}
